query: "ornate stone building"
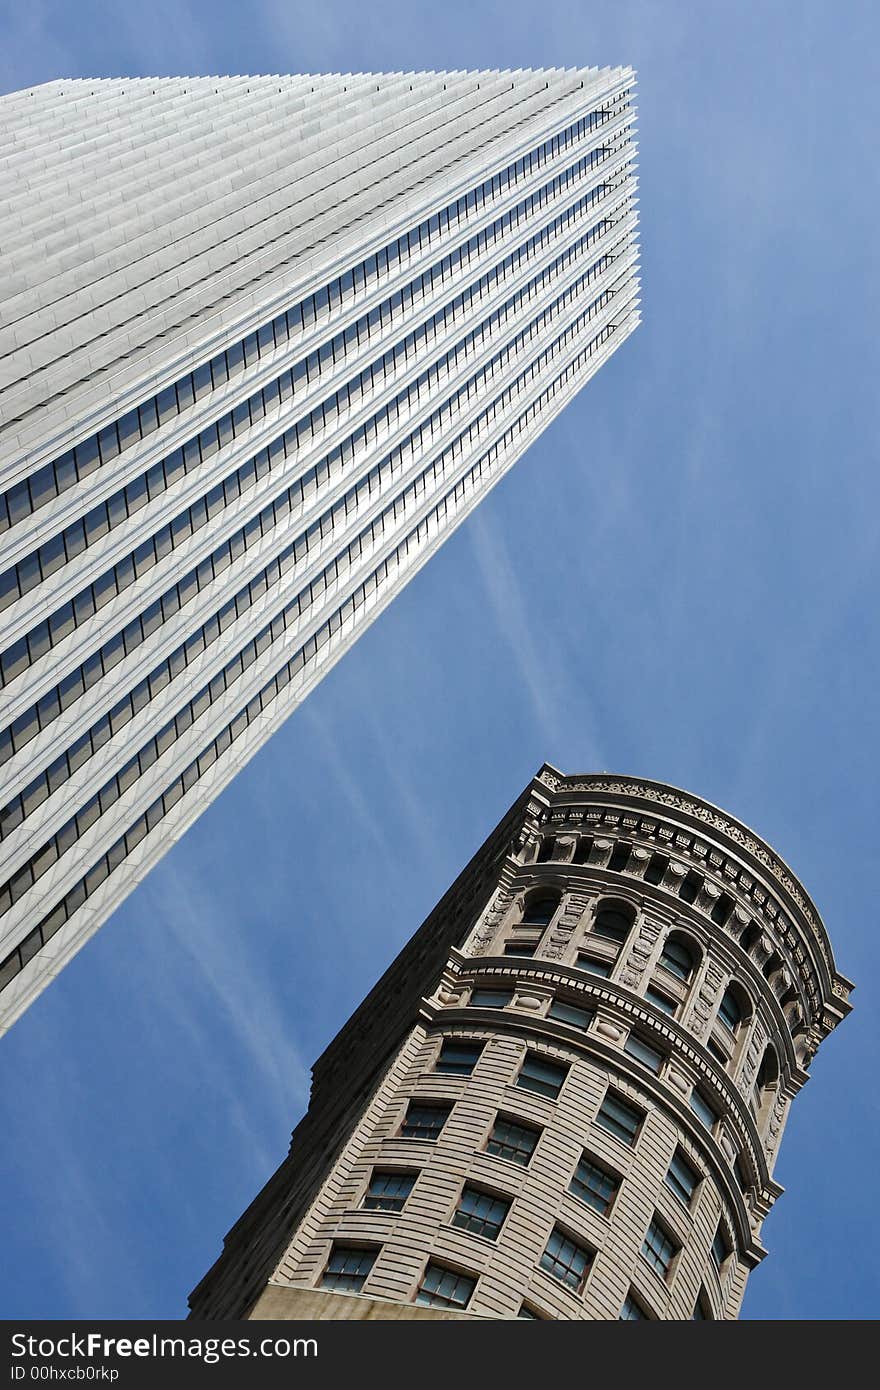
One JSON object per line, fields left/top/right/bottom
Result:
{"left": 190, "top": 767, "right": 852, "bottom": 1320}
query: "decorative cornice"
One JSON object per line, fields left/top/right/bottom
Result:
{"left": 535, "top": 769, "right": 853, "bottom": 1017}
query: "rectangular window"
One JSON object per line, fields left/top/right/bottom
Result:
{"left": 624, "top": 1033, "right": 664, "bottom": 1074}
{"left": 711, "top": 1224, "right": 730, "bottom": 1271}
{"left": 689, "top": 1089, "right": 718, "bottom": 1130}
{"left": 400, "top": 1102, "right": 452, "bottom": 1140}
{"left": 641, "top": 1218, "right": 678, "bottom": 1280}
{"left": 436, "top": 1041, "right": 482, "bottom": 1076}
{"left": 486, "top": 1115, "right": 540, "bottom": 1166}
{"left": 692, "top": 1290, "right": 713, "bottom": 1319}
{"left": 415, "top": 1262, "right": 475, "bottom": 1310}
{"left": 548, "top": 999, "right": 593, "bottom": 1030}
{"left": 595, "top": 1092, "right": 643, "bottom": 1147}
{"left": 452, "top": 1185, "right": 511, "bottom": 1241}
{"left": 540, "top": 1226, "right": 592, "bottom": 1291}
{"left": 568, "top": 1153, "right": 619, "bottom": 1216}
{"left": 504, "top": 941, "right": 537, "bottom": 958}
{"left": 620, "top": 1291, "right": 648, "bottom": 1319}
{"left": 645, "top": 986, "right": 676, "bottom": 1017}
{"left": 576, "top": 954, "right": 612, "bottom": 977}
{"left": 321, "top": 1244, "right": 377, "bottom": 1292}
{"left": 469, "top": 988, "right": 513, "bottom": 1009}
{"left": 363, "top": 1171, "right": 416, "bottom": 1212}
{"left": 516, "top": 1053, "right": 568, "bottom": 1100}
{"left": 665, "top": 1150, "right": 700, "bottom": 1207}
{"left": 517, "top": 1302, "right": 543, "bottom": 1319}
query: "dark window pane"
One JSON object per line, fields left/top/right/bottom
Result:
{"left": 436, "top": 1041, "right": 482, "bottom": 1076}
{"left": 486, "top": 1116, "right": 540, "bottom": 1166}
{"left": 548, "top": 999, "right": 593, "bottom": 1030}
{"left": 321, "top": 1245, "right": 376, "bottom": 1292}
{"left": 363, "top": 1171, "right": 416, "bottom": 1212}
{"left": 595, "top": 1093, "right": 642, "bottom": 1146}
{"left": 540, "top": 1227, "right": 591, "bottom": 1291}
{"left": 469, "top": 989, "right": 512, "bottom": 1009}
{"left": 665, "top": 1150, "right": 699, "bottom": 1206}
{"left": 569, "top": 1154, "right": 619, "bottom": 1215}
{"left": 416, "top": 1263, "right": 475, "bottom": 1310}
{"left": 624, "top": 1033, "right": 664, "bottom": 1074}
{"left": 517, "top": 1054, "right": 567, "bottom": 1100}
{"left": 452, "top": 1185, "right": 510, "bottom": 1241}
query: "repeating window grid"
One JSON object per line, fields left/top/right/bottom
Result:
{"left": 362, "top": 1170, "right": 416, "bottom": 1212}
{"left": 0, "top": 276, "right": 631, "bottom": 817}
{"left": 594, "top": 1092, "right": 642, "bottom": 1146}
{"left": 1, "top": 312, "right": 633, "bottom": 967}
{"left": 1, "top": 222, "right": 630, "bottom": 695}
{"left": 0, "top": 276, "right": 631, "bottom": 878}
{"left": 516, "top": 1053, "right": 568, "bottom": 1100}
{"left": 5, "top": 250, "right": 631, "bottom": 778}
{"left": 1, "top": 106, "right": 632, "bottom": 544}
{"left": 0, "top": 310, "right": 632, "bottom": 983}
{"left": 2, "top": 184, "right": 619, "bottom": 618}
{"left": 436, "top": 1041, "right": 482, "bottom": 1075}
{"left": 539, "top": 1227, "right": 592, "bottom": 1292}
{"left": 5, "top": 283, "right": 583, "bottom": 770}
{"left": 664, "top": 1150, "right": 699, "bottom": 1207}
{"left": 486, "top": 1116, "right": 540, "bottom": 1166}
{"left": 415, "top": 1262, "right": 476, "bottom": 1310}
{"left": 641, "top": 1218, "right": 678, "bottom": 1281}
{"left": 3, "top": 173, "right": 628, "bottom": 603}
{"left": 320, "top": 1245, "right": 377, "bottom": 1292}
{"left": 568, "top": 1153, "right": 619, "bottom": 1216}
{"left": 400, "top": 1103, "right": 452, "bottom": 1141}
{"left": 452, "top": 1185, "right": 511, "bottom": 1241}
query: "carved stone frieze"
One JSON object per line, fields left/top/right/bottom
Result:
{"left": 618, "top": 918, "right": 661, "bottom": 990}
{"left": 544, "top": 890, "right": 589, "bottom": 960}
{"left": 468, "top": 886, "right": 516, "bottom": 956}
{"left": 738, "top": 1018, "right": 767, "bottom": 1094}
{"left": 765, "top": 1093, "right": 788, "bottom": 1158}
{"left": 535, "top": 775, "right": 835, "bottom": 983}
{"left": 689, "top": 959, "right": 727, "bottom": 1038}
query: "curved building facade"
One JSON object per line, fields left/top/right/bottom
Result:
{"left": 190, "top": 766, "right": 852, "bottom": 1320}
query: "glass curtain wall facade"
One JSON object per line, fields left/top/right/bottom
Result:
{"left": 0, "top": 69, "right": 640, "bottom": 1031}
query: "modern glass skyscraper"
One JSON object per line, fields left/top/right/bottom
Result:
{"left": 0, "top": 69, "right": 640, "bottom": 1032}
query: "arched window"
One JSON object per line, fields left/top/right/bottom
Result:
{"left": 717, "top": 987, "right": 744, "bottom": 1036}
{"left": 716, "top": 982, "right": 751, "bottom": 1044}
{"left": 521, "top": 894, "right": 559, "bottom": 928}
{"left": 752, "top": 1045, "right": 779, "bottom": 1120}
{"left": 593, "top": 900, "right": 635, "bottom": 946}
{"left": 659, "top": 933, "right": 697, "bottom": 982}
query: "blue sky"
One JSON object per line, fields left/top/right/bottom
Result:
{"left": 1, "top": 0, "right": 877, "bottom": 1321}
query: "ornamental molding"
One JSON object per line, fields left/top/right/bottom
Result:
{"left": 536, "top": 772, "right": 844, "bottom": 999}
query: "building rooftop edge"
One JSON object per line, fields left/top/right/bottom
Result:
{"left": 533, "top": 763, "right": 854, "bottom": 1012}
